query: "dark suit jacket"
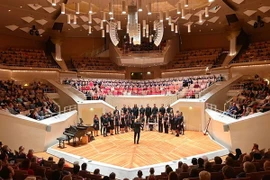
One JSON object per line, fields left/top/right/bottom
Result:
{"left": 134, "top": 121, "right": 142, "bottom": 133}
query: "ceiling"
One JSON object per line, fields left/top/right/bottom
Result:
{"left": 0, "top": 0, "right": 270, "bottom": 41}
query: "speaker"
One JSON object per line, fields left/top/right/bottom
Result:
{"left": 52, "top": 22, "right": 64, "bottom": 32}
{"left": 223, "top": 124, "right": 230, "bottom": 132}
{"left": 226, "top": 14, "right": 239, "bottom": 25}
{"left": 46, "top": 126, "right": 51, "bottom": 132}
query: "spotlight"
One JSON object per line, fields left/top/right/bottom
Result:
{"left": 29, "top": 25, "right": 40, "bottom": 36}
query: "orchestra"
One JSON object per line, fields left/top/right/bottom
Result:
{"left": 95, "top": 104, "right": 185, "bottom": 137}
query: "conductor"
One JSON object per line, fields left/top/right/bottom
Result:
{"left": 134, "top": 119, "right": 142, "bottom": 144}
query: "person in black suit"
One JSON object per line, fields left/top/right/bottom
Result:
{"left": 133, "top": 104, "right": 139, "bottom": 119}
{"left": 122, "top": 105, "right": 127, "bottom": 114}
{"left": 159, "top": 104, "right": 166, "bottom": 116}
{"left": 139, "top": 105, "right": 145, "bottom": 116}
{"left": 139, "top": 113, "right": 145, "bottom": 131}
{"left": 100, "top": 113, "right": 105, "bottom": 135}
{"left": 134, "top": 119, "right": 142, "bottom": 144}
{"left": 167, "top": 104, "right": 173, "bottom": 114}
{"left": 152, "top": 104, "right": 158, "bottom": 122}
{"left": 103, "top": 114, "right": 109, "bottom": 137}
{"left": 145, "top": 104, "right": 152, "bottom": 130}
{"left": 158, "top": 112, "right": 163, "bottom": 133}
{"left": 163, "top": 113, "right": 169, "bottom": 134}
{"left": 175, "top": 112, "right": 184, "bottom": 137}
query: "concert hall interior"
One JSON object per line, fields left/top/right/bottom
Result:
{"left": 1, "top": 0, "right": 270, "bottom": 180}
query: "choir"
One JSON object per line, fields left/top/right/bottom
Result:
{"left": 92, "top": 104, "right": 185, "bottom": 137}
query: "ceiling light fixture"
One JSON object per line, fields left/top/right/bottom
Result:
{"left": 205, "top": 7, "right": 209, "bottom": 17}
{"left": 100, "top": 21, "right": 104, "bottom": 29}
{"left": 184, "top": 0, "right": 189, "bottom": 7}
{"left": 208, "top": 0, "right": 214, "bottom": 2}
{"left": 181, "top": 9, "right": 185, "bottom": 19}
{"left": 188, "top": 24, "right": 191, "bottom": 33}
{"left": 148, "top": 3, "right": 152, "bottom": 15}
{"left": 199, "top": 13, "right": 203, "bottom": 23}
{"left": 73, "top": 15, "right": 77, "bottom": 24}
{"left": 166, "top": 11, "right": 169, "bottom": 20}
{"left": 177, "top": 3, "right": 181, "bottom": 14}
{"left": 122, "top": 1, "right": 126, "bottom": 14}
{"left": 138, "top": 0, "right": 142, "bottom": 12}
{"left": 52, "top": 0, "right": 56, "bottom": 6}
{"left": 109, "top": 2, "right": 113, "bottom": 15}
{"left": 106, "top": 24, "right": 109, "bottom": 33}
{"left": 102, "top": 29, "right": 105, "bottom": 38}
{"left": 159, "top": 12, "right": 163, "bottom": 22}
{"left": 89, "top": 2, "right": 92, "bottom": 14}
{"left": 117, "top": 21, "right": 121, "bottom": 30}
{"left": 61, "top": 3, "right": 65, "bottom": 14}
{"left": 88, "top": 13, "right": 92, "bottom": 24}
{"left": 171, "top": 23, "right": 174, "bottom": 32}
{"left": 103, "top": 12, "right": 106, "bottom": 22}
{"left": 175, "top": 25, "right": 178, "bottom": 33}
{"left": 67, "top": 14, "right": 71, "bottom": 24}
{"left": 88, "top": 25, "right": 92, "bottom": 34}
{"left": 75, "top": 3, "right": 80, "bottom": 14}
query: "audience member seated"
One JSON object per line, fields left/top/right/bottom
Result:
{"left": 71, "top": 57, "right": 119, "bottom": 71}
{"left": 166, "top": 48, "right": 222, "bottom": 70}
{"left": 64, "top": 74, "right": 222, "bottom": 100}
{"left": 0, "top": 80, "right": 59, "bottom": 120}
{"left": 233, "top": 41, "right": 270, "bottom": 63}
{"left": 0, "top": 48, "right": 59, "bottom": 69}
{"left": 224, "top": 75, "right": 270, "bottom": 118}
{"left": 1, "top": 140, "right": 270, "bottom": 180}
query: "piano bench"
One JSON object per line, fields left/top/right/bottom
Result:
{"left": 56, "top": 137, "right": 67, "bottom": 149}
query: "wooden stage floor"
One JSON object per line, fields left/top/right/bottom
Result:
{"left": 52, "top": 131, "right": 224, "bottom": 169}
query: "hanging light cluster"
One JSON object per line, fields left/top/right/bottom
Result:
{"left": 62, "top": 0, "right": 215, "bottom": 39}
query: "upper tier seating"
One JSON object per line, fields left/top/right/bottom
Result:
{"left": 63, "top": 75, "right": 224, "bottom": 100}
{"left": 0, "top": 80, "right": 59, "bottom": 120}
{"left": 232, "top": 41, "right": 270, "bottom": 64}
{"left": 166, "top": 48, "right": 222, "bottom": 70}
{"left": 224, "top": 76, "right": 270, "bottom": 118}
{"left": 120, "top": 40, "right": 166, "bottom": 54}
{"left": 71, "top": 57, "right": 118, "bottom": 71}
{"left": 0, "top": 48, "right": 59, "bottom": 68}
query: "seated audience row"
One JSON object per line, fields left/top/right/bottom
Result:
{"left": 233, "top": 41, "right": 270, "bottom": 63}
{"left": 71, "top": 57, "right": 118, "bottom": 71}
{"left": 0, "top": 48, "right": 59, "bottom": 69}
{"left": 166, "top": 48, "right": 222, "bottom": 70}
{"left": 63, "top": 75, "right": 224, "bottom": 100}
{"left": 1, "top": 141, "right": 270, "bottom": 180}
{"left": 224, "top": 76, "right": 270, "bottom": 118}
{"left": 0, "top": 80, "right": 59, "bottom": 120}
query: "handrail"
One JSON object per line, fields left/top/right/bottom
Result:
{"left": 224, "top": 97, "right": 234, "bottom": 111}
{"left": 206, "top": 103, "right": 237, "bottom": 119}
{"left": 63, "top": 104, "right": 77, "bottom": 113}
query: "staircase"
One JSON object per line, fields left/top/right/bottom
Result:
{"left": 213, "top": 52, "right": 229, "bottom": 67}
{"left": 65, "top": 58, "right": 77, "bottom": 71}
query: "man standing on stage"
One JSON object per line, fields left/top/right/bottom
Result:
{"left": 134, "top": 119, "right": 142, "bottom": 144}
{"left": 113, "top": 106, "right": 119, "bottom": 116}
{"left": 145, "top": 104, "right": 152, "bottom": 130}
{"left": 152, "top": 104, "right": 158, "bottom": 122}
{"left": 175, "top": 112, "right": 184, "bottom": 137}
{"left": 122, "top": 105, "right": 127, "bottom": 114}
{"left": 167, "top": 104, "right": 173, "bottom": 114}
{"left": 139, "top": 105, "right": 145, "bottom": 116}
{"left": 133, "top": 104, "right": 139, "bottom": 119}
{"left": 103, "top": 114, "right": 109, "bottom": 137}
{"left": 159, "top": 104, "right": 166, "bottom": 116}
{"left": 100, "top": 113, "right": 105, "bottom": 135}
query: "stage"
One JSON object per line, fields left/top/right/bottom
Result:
{"left": 47, "top": 131, "right": 229, "bottom": 179}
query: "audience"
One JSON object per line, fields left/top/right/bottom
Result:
{"left": 224, "top": 75, "right": 270, "bottom": 118}
{"left": 72, "top": 57, "right": 118, "bottom": 71}
{"left": 0, "top": 80, "right": 59, "bottom": 120}
{"left": 166, "top": 48, "right": 222, "bottom": 69}
{"left": 64, "top": 74, "right": 222, "bottom": 100}
{"left": 0, "top": 48, "right": 59, "bottom": 69}
{"left": 0, "top": 140, "right": 270, "bottom": 180}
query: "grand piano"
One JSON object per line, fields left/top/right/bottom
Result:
{"left": 63, "top": 125, "right": 94, "bottom": 146}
